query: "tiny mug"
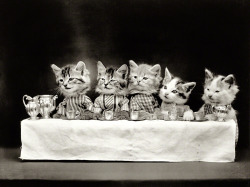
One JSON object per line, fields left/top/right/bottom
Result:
{"left": 162, "top": 111, "right": 169, "bottom": 121}
{"left": 66, "top": 110, "right": 80, "bottom": 120}
{"left": 104, "top": 110, "right": 114, "bottom": 120}
{"left": 130, "top": 111, "right": 139, "bottom": 120}
{"left": 194, "top": 112, "right": 202, "bottom": 121}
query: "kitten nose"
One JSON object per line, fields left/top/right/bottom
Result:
{"left": 208, "top": 95, "right": 213, "bottom": 99}
{"left": 64, "top": 84, "right": 68, "bottom": 87}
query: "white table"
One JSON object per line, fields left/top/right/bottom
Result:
{"left": 20, "top": 119, "right": 236, "bottom": 162}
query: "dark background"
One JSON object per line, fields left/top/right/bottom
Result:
{"left": 0, "top": 0, "right": 249, "bottom": 149}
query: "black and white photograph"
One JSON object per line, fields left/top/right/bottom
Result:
{"left": 0, "top": 0, "right": 249, "bottom": 186}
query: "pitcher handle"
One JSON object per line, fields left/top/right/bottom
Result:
{"left": 22, "top": 95, "right": 32, "bottom": 107}
{"left": 53, "top": 95, "right": 58, "bottom": 100}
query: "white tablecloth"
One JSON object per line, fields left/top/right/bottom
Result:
{"left": 20, "top": 119, "right": 236, "bottom": 162}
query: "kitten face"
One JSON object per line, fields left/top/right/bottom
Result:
{"left": 202, "top": 69, "right": 239, "bottom": 105}
{"left": 159, "top": 67, "right": 196, "bottom": 105}
{"left": 51, "top": 61, "right": 91, "bottom": 97}
{"left": 95, "top": 61, "right": 128, "bottom": 96}
{"left": 128, "top": 60, "right": 162, "bottom": 95}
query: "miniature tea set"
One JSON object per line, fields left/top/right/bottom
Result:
{"left": 23, "top": 94, "right": 58, "bottom": 120}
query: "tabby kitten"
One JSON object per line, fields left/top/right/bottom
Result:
{"left": 196, "top": 69, "right": 239, "bottom": 122}
{"left": 51, "top": 61, "right": 94, "bottom": 119}
{"left": 159, "top": 67, "right": 196, "bottom": 120}
{"left": 93, "top": 61, "right": 130, "bottom": 120}
{"left": 128, "top": 60, "right": 162, "bottom": 120}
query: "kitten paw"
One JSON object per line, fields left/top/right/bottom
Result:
{"left": 118, "top": 111, "right": 130, "bottom": 120}
{"left": 93, "top": 113, "right": 102, "bottom": 120}
{"left": 53, "top": 113, "right": 66, "bottom": 119}
{"left": 80, "top": 110, "right": 94, "bottom": 120}
{"left": 183, "top": 110, "right": 194, "bottom": 121}
{"left": 205, "top": 114, "right": 217, "bottom": 121}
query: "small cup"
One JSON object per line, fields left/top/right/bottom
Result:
{"left": 130, "top": 111, "right": 139, "bottom": 120}
{"left": 66, "top": 110, "right": 80, "bottom": 120}
{"left": 194, "top": 112, "right": 202, "bottom": 121}
{"left": 164, "top": 113, "right": 169, "bottom": 121}
{"left": 104, "top": 111, "right": 114, "bottom": 120}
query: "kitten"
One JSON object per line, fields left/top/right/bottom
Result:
{"left": 128, "top": 60, "right": 162, "bottom": 120}
{"left": 196, "top": 69, "right": 239, "bottom": 122}
{"left": 159, "top": 67, "right": 196, "bottom": 120}
{"left": 51, "top": 61, "right": 94, "bottom": 120}
{"left": 93, "top": 61, "right": 130, "bottom": 120}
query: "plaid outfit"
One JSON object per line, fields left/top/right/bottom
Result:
{"left": 57, "top": 94, "right": 93, "bottom": 116}
{"left": 161, "top": 102, "right": 190, "bottom": 118}
{"left": 93, "top": 94, "right": 129, "bottom": 114}
{"left": 130, "top": 94, "right": 159, "bottom": 113}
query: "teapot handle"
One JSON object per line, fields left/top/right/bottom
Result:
{"left": 22, "top": 95, "right": 32, "bottom": 107}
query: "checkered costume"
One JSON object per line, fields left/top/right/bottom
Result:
{"left": 57, "top": 94, "right": 93, "bottom": 116}
{"left": 130, "top": 94, "right": 159, "bottom": 113}
{"left": 93, "top": 94, "right": 129, "bottom": 114}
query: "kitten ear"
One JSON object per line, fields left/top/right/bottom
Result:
{"left": 205, "top": 68, "right": 213, "bottom": 81}
{"left": 75, "top": 61, "right": 86, "bottom": 75}
{"left": 182, "top": 82, "right": 196, "bottom": 92}
{"left": 150, "top": 64, "right": 161, "bottom": 77}
{"left": 51, "top": 64, "right": 61, "bottom": 75}
{"left": 223, "top": 74, "right": 235, "bottom": 86}
{"left": 129, "top": 60, "right": 138, "bottom": 70}
{"left": 117, "top": 64, "right": 128, "bottom": 79}
{"left": 97, "top": 61, "right": 106, "bottom": 74}
{"left": 164, "top": 67, "right": 172, "bottom": 82}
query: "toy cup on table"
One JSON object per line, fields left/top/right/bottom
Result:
{"left": 130, "top": 111, "right": 139, "bottom": 120}
{"left": 104, "top": 110, "right": 114, "bottom": 120}
{"left": 194, "top": 112, "right": 203, "bottom": 121}
{"left": 66, "top": 110, "right": 80, "bottom": 120}
{"left": 169, "top": 110, "right": 177, "bottom": 120}
{"left": 38, "top": 95, "right": 58, "bottom": 119}
{"left": 213, "top": 105, "right": 228, "bottom": 122}
{"left": 23, "top": 95, "right": 40, "bottom": 120}
{"left": 163, "top": 111, "right": 170, "bottom": 121}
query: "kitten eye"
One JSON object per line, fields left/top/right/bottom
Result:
{"left": 207, "top": 88, "right": 210, "bottom": 91}
{"left": 134, "top": 76, "right": 137, "bottom": 79}
{"left": 69, "top": 78, "right": 74, "bottom": 81}
{"left": 59, "top": 79, "right": 63, "bottom": 83}
{"left": 164, "top": 86, "right": 167, "bottom": 89}
{"left": 215, "top": 90, "right": 220, "bottom": 93}
{"left": 100, "top": 78, "right": 105, "bottom": 81}
{"left": 143, "top": 77, "right": 148, "bottom": 80}
{"left": 172, "top": 90, "right": 177, "bottom": 93}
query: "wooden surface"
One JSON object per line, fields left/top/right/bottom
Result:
{"left": 0, "top": 147, "right": 249, "bottom": 182}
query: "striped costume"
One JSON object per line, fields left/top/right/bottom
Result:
{"left": 130, "top": 94, "right": 159, "bottom": 113}
{"left": 57, "top": 94, "right": 93, "bottom": 116}
{"left": 93, "top": 94, "right": 129, "bottom": 114}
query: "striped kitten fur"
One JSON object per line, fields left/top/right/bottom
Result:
{"left": 51, "top": 61, "right": 91, "bottom": 97}
{"left": 128, "top": 60, "right": 162, "bottom": 119}
{"left": 93, "top": 61, "right": 130, "bottom": 120}
{"left": 128, "top": 60, "right": 162, "bottom": 95}
{"left": 51, "top": 61, "right": 94, "bottom": 120}
{"left": 95, "top": 61, "right": 129, "bottom": 96}
{"left": 159, "top": 67, "right": 196, "bottom": 120}
{"left": 197, "top": 69, "right": 239, "bottom": 121}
